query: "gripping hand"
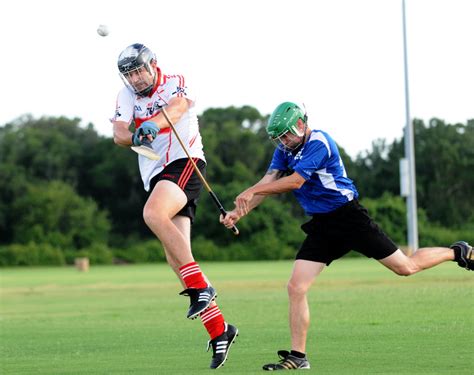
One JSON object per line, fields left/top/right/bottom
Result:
{"left": 132, "top": 130, "right": 142, "bottom": 146}
{"left": 132, "top": 121, "right": 159, "bottom": 146}
{"left": 139, "top": 121, "right": 159, "bottom": 140}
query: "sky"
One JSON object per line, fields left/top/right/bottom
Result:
{"left": 1, "top": 0, "right": 473, "bottom": 157}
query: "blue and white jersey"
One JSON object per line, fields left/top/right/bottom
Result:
{"left": 268, "top": 130, "right": 358, "bottom": 215}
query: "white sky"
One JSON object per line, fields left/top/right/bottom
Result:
{"left": 1, "top": 0, "right": 473, "bottom": 157}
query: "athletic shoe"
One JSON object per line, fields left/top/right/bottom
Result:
{"left": 207, "top": 323, "right": 238, "bottom": 369}
{"left": 179, "top": 286, "right": 217, "bottom": 319}
{"left": 450, "top": 241, "right": 474, "bottom": 271}
{"left": 263, "top": 350, "right": 311, "bottom": 371}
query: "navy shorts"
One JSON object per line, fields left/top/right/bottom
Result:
{"left": 297, "top": 199, "right": 398, "bottom": 265}
{"left": 149, "top": 158, "right": 206, "bottom": 223}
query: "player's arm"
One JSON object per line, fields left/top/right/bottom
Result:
{"left": 112, "top": 97, "right": 190, "bottom": 147}
{"left": 234, "top": 171, "right": 305, "bottom": 216}
{"left": 220, "top": 169, "right": 287, "bottom": 228}
{"left": 112, "top": 90, "right": 135, "bottom": 147}
{"left": 247, "top": 170, "right": 305, "bottom": 196}
{"left": 241, "top": 169, "right": 288, "bottom": 210}
{"left": 147, "top": 97, "right": 190, "bottom": 129}
{"left": 112, "top": 120, "right": 133, "bottom": 147}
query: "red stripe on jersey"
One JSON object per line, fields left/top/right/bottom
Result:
{"left": 134, "top": 118, "right": 171, "bottom": 134}
{"left": 135, "top": 111, "right": 160, "bottom": 128}
{"left": 134, "top": 118, "right": 144, "bottom": 129}
{"left": 165, "top": 130, "right": 172, "bottom": 163}
{"left": 189, "top": 134, "right": 197, "bottom": 148}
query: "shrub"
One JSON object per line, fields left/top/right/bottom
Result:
{"left": 113, "top": 240, "right": 166, "bottom": 264}
{"left": 192, "top": 236, "right": 223, "bottom": 261}
{"left": 0, "top": 242, "right": 64, "bottom": 266}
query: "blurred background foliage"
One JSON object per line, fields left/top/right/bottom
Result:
{"left": 0, "top": 109, "right": 473, "bottom": 265}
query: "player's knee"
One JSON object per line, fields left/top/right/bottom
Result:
{"left": 391, "top": 263, "right": 418, "bottom": 276}
{"left": 143, "top": 205, "right": 166, "bottom": 227}
{"left": 142, "top": 206, "right": 154, "bottom": 226}
{"left": 287, "top": 280, "right": 309, "bottom": 297}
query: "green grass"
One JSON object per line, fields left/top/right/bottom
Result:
{"left": 1, "top": 259, "right": 472, "bottom": 374}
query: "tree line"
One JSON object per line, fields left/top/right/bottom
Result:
{"left": 0, "top": 108, "right": 472, "bottom": 265}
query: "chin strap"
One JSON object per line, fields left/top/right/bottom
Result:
{"left": 301, "top": 103, "right": 309, "bottom": 144}
{"left": 301, "top": 123, "right": 309, "bottom": 144}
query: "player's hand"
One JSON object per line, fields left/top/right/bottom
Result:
{"left": 132, "top": 121, "right": 160, "bottom": 145}
{"left": 220, "top": 210, "right": 241, "bottom": 228}
{"left": 139, "top": 121, "right": 159, "bottom": 142}
{"left": 132, "top": 129, "right": 143, "bottom": 146}
{"left": 235, "top": 189, "right": 254, "bottom": 216}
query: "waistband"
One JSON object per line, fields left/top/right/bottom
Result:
{"left": 311, "top": 199, "right": 359, "bottom": 218}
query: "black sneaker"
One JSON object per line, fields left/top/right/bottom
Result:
{"left": 179, "top": 286, "right": 217, "bottom": 319}
{"left": 207, "top": 323, "right": 238, "bottom": 369}
{"left": 451, "top": 241, "right": 474, "bottom": 271}
{"left": 263, "top": 350, "right": 311, "bottom": 371}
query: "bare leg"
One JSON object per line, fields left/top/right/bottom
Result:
{"left": 287, "top": 260, "right": 325, "bottom": 353}
{"left": 158, "top": 206, "right": 216, "bottom": 318}
{"left": 143, "top": 180, "right": 194, "bottom": 267}
{"left": 161, "top": 215, "right": 192, "bottom": 288}
{"left": 163, "top": 215, "right": 213, "bottom": 289}
{"left": 379, "top": 247, "right": 454, "bottom": 276}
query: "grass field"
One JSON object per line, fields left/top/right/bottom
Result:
{"left": 1, "top": 259, "right": 473, "bottom": 374}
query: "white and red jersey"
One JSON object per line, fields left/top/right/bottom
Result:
{"left": 113, "top": 68, "right": 205, "bottom": 191}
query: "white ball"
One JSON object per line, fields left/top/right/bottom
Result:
{"left": 97, "top": 25, "right": 109, "bottom": 37}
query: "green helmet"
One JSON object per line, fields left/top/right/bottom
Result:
{"left": 266, "top": 102, "right": 306, "bottom": 139}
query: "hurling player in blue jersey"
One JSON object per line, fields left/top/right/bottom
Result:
{"left": 220, "top": 102, "right": 473, "bottom": 371}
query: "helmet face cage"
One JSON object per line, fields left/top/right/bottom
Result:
{"left": 117, "top": 43, "right": 156, "bottom": 97}
{"left": 270, "top": 126, "right": 304, "bottom": 151}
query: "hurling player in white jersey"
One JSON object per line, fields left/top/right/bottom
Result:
{"left": 221, "top": 102, "right": 472, "bottom": 371}
{"left": 111, "top": 43, "right": 237, "bottom": 370}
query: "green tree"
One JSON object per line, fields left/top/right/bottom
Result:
{"left": 352, "top": 118, "right": 474, "bottom": 228}
{"left": 413, "top": 118, "right": 474, "bottom": 226}
{"left": 1, "top": 111, "right": 472, "bottom": 265}
{"left": 0, "top": 115, "right": 147, "bottom": 246}
{"left": 11, "top": 180, "right": 110, "bottom": 250}
{"left": 0, "top": 163, "right": 29, "bottom": 244}
{"left": 361, "top": 193, "right": 407, "bottom": 246}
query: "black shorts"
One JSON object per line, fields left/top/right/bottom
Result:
{"left": 149, "top": 158, "right": 206, "bottom": 223}
{"left": 297, "top": 199, "right": 398, "bottom": 265}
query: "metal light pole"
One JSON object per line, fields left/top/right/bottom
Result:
{"left": 401, "top": 0, "right": 419, "bottom": 253}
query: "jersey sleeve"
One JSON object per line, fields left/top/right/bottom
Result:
{"left": 293, "top": 140, "right": 330, "bottom": 180}
{"left": 268, "top": 148, "right": 288, "bottom": 171}
{"left": 112, "top": 88, "right": 135, "bottom": 124}
{"left": 164, "top": 74, "right": 196, "bottom": 105}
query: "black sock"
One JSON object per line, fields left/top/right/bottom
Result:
{"left": 452, "top": 245, "right": 461, "bottom": 262}
{"left": 290, "top": 350, "right": 306, "bottom": 359}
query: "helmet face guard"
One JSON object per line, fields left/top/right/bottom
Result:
{"left": 117, "top": 43, "right": 157, "bottom": 97}
{"left": 270, "top": 128, "right": 305, "bottom": 151}
{"left": 266, "top": 102, "right": 307, "bottom": 151}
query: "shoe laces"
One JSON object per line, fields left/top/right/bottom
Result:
{"left": 275, "top": 350, "right": 306, "bottom": 369}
